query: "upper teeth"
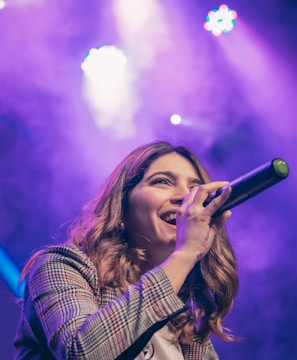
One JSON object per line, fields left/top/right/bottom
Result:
{"left": 162, "top": 213, "right": 176, "bottom": 223}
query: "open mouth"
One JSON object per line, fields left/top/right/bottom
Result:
{"left": 161, "top": 213, "right": 177, "bottom": 226}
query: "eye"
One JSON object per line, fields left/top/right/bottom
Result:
{"left": 151, "top": 177, "right": 171, "bottom": 186}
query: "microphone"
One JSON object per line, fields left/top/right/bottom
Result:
{"left": 204, "top": 158, "right": 289, "bottom": 217}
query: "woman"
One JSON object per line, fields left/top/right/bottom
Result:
{"left": 14, "top": 140, "right": 239, "bottom": 359}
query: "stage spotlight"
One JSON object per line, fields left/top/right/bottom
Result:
{"left": 81, "top": 45, "right": 128, "bottom": 117}
{"left": 170, "top": 114, "right": 182, "bottom": 125}
{"left": 81, "top": 45, "right": 137, "bottom": 138}
{"left": 204, "top": 4, "right": 237, "bottom": 36}
{"left": 0, "top": 0, "right": 5, "bottom": 10}
{"left": 0, "top": 245, "right": 25, "bottom": 297}
{"left": 81, "top": 45, "right": 127, "bottom": 82}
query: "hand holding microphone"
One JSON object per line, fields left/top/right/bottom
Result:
{"left": 203, "top": 158, "right": 289, "bottom": 217}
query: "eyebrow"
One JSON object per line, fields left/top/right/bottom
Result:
{"left": 145, "top": 171, "right": 203, "bottom": 185}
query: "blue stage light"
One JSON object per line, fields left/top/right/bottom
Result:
{"left": 0, "top": 245, "right": 25, "bottom": 298}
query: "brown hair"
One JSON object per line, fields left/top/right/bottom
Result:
{"left": 69, "top": 140, "right": 239, "bottom": 343}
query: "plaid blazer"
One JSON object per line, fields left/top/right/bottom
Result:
{"left": 14, "top": 245, "right": 219, "bottom": 360}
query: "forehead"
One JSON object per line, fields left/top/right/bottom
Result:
{"left": 145, "top": 152, "right": 198, "bottom": 176}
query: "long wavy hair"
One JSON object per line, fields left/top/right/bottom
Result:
{"left": 69, "top": 140, "right": 239, "bottom": 344}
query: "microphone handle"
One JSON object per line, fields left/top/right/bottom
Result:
{"left": 203, "top": 158, "right": 289, "bottom": 218}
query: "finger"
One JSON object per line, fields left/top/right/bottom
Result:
{"left": 182, "top": 185, "right": 199, "bottom": 205}
{"left": 212, "top": 209, "right": 232, "bottom": 228}
{"left": 179, "top": 182, "right": 231, "bottom": 218}
{"left": 193, "top": 182, "right": 229, "bottom": 205}
{"left": 203, "top": 184, "right": 232, "bottom": 212}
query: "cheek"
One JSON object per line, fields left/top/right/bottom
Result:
{"left": 129, "top": 190, "right": 154, "bottom": 217}
{"left": 126, "top": 193, "right": 153, "bottom": 243}
{"left": 128, "top": 189, "right": 160, "bottom": 225}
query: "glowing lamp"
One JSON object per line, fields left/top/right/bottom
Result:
{"left": 170, "top": 114, "right": 182, "bottom": 125}
{"left": 204, "top": 4, "right": 237, "bottom": 36}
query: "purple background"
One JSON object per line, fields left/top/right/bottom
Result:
{"left": 1, "top": 0, "right": 296, "bottom": 358}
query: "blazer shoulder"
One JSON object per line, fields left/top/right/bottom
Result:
{"left": 28, "top": 244, "right": 99, "bottom": 295}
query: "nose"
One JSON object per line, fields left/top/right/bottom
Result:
{"left": 170, "top": 184, "right": 191, "bottom": 206}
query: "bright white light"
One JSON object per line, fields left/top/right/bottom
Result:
{"left": 81, "top": 45, "right": 139, "bottom": 138}
{"left": 170, "top": 114, "right": 182, "bottom": 125}
{"left": 204, "top": 4, "right": 237, "bottom": 36}
{"left": 113, "top": 0, "right": 157, "bottom": 33}
{"left": 0, "top": 0, "right": 41, "bottom": 8}
{"left": 81, "top": 45, "right": 128, "bottom": 115}
{"left": 112, "top": 0, "right": 170, "bottom": 68}
{"left": 81, "top": 45, "right": 127, "bottom": 82}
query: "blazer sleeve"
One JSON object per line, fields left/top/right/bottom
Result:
{"left": 181, "top": 340, "right": 219, "bottom": 360}
{"left": 24, "top": 245, "right": 187, "bottom": 360}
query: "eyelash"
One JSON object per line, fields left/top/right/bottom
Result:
{"left": 151, "top": 177, "right": 171, "bottom": 185}
{"left": 151, "top": 177, "right": 201, "bottom": 189}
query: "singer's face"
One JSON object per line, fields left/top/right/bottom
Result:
{"left": 126, "top": 152, "right": 202, "bottom": 266}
